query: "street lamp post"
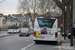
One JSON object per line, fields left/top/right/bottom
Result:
{"left": 63, "top": 0, "right": 66, "bottom": 40}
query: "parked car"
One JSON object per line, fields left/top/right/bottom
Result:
{"left": 67, "top": 33, "right": 71, "bottom": 39}
{"left": 62, "top": 32, "right": 68, "bottom": 37}
{"left": 7, "top": 29, "right": 14, "bottom": 34}
{"left": 13, "top": 29, "right": 17, "bottom": 33}
{"left": 57, "top": 28, "right": 61, "bottom": 32}
{"left": 19, "top": 27, "right": 30, "bottom": 36}
{"left": 16, "top": 29, "right": 21, "bottom": 33}
{"left": 29, "top": 28, "right": 34, "bottom": 35}
{"left": 13, "top": 29, "right": 21, "bottom": 34}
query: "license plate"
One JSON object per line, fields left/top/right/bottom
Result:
{"left": 37, "top": 36, "right": 44, "bottom": 38}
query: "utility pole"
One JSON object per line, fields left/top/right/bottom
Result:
{"left": 62, "top": 0, "right": 64, "bottom": 34}
{"left": 63, "top": 0, "right": 66, "bottom": 40}
{"left": 71, "top": 0, "right": 73, "bottom": 46}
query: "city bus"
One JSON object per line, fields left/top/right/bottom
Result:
{"left": 33, "top": 17, "right": 60, "bottom": 44}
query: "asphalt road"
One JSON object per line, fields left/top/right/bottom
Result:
{"left": 0, "top": 34, "right": 60, "bottom": 50}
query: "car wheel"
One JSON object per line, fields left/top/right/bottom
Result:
{"left": 10, "top": 32, "right": 11, "bottom": 34}
{"left": 19, "top": 35, "right": 21, "bottom": 37}
{"left": 27, "top": 34, "right": 30, "bottom": 36}
{"left": 68, "top": 35, "right": 70, "bottom": 39}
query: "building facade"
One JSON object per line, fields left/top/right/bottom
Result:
{"left": 6, "top": 20, "right": 16, "bottom": 27}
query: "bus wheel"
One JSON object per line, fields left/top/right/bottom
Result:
{"left": 53, "top": 41, "right": 57, "bottom": 45}
{"left": 35, "top": 41, "right": 38, "bottom": 44}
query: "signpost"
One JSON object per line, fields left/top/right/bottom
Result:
{"left": 60, "top": 24, "right": 63, "bottom": 27}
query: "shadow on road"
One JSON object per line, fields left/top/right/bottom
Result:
{"left": 34, "top": 41, "right": 59, "bottom": 46}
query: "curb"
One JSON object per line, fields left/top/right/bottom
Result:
{"left": 0, "top": 35, "right": 12, "bottom": 38}
{"left": 0, "top": 34, "right": 18, "bottom": 38}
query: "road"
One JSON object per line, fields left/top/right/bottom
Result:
{"left": 0, "top": 33, "right": 60, "bottom": 50}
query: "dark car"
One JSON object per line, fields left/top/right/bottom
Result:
{"left": 62, "top": 32, "right": 68, "bottom": 37}
{"left": 19, "top": 33, "right": 30, "bottom": 36}
{"left": 67, "top": 33, "right": 71, "bottom": 39}
{"left": 68, "top": 27, "right": 75, "bottom": 39}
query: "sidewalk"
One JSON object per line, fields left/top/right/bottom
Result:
{"left": 61, "top": 36, "right": 75, "bottom": 50}
{"left": 0, "top": 31, "right": 7, "bottom": 35}
{"left": 0, "top": 31, "right": 13, "bottom": 38}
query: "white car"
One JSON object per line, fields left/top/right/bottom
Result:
{"left": 17, "top": 29, "right": 21, "bottom": 33}
{"left": 14, "top": 29, "right": 20, "bottom": 34}
{"left": 13, "top": 29, "right": 17, "bottom": 33}
{"left": 7, "top": 29, "right": 14, "bottom": 34}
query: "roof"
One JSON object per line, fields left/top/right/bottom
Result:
{"left": 46, "top": 12, "right": 62, "bottom": 17}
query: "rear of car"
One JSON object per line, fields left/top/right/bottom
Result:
{"left": 33, "top": 18, "right": 59, "bottom": 43}
{"left": 19, "top": 28, "right": 30, "bottom": 36}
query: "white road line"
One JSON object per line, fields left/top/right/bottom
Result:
{"left": 59, "top": 45, "right": 62, "bottom": 50}
{"left": 21, "top": 42, "right": 34, "bottom": 50}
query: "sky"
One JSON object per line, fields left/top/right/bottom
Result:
{"left": 0, "top": 0, "right": 19, "bottom": 15}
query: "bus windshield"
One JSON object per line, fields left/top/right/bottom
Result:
{"left": 38, "top": 18, "right": 55, "bottom": 28}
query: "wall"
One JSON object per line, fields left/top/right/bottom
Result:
{"left": 6, "top": 20, "right": 16, "bottom": 27}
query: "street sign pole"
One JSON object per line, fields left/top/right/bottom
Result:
{"left": 63, "top": 0, "right": 66, "bottom": 40}
{"left": 71, "top": 0, "right": 73, "bottom": 46}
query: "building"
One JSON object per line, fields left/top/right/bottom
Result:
{"left": 0, "top": 16, "right": 3, "bottom": 28}
{"left": 6, "top": 20, "right": 16, "bottom": 27}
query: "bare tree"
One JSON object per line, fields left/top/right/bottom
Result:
{"left": 18, "top": 0, "right": 61, "bottom": 18}
{"left": 18, "top": 0, "right": 39, "bottom": 27}
{"left": 37, "top": 0, "right": 60, "bottom": 18}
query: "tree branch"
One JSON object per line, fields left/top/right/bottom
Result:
{"left": 54, "top": 0, "right": 62, "bottom": 9}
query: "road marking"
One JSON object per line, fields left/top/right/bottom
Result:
{"left": 58, "top": 32, "right": 62, "bottom": 50}
{"left": 59, "top": 45, "right": 62, "bottom": 50}
{"left": 5, "top": 39, "right": 10, "bottom": 41}
{"left": 21, "top": 42, "right": 34, "bottom": 50}
{"left": 26, "top": 40, "right": 29, "bottom": 41}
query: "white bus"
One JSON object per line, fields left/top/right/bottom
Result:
{"left": 33, "top": 18, "right": 60, "bottom": 44}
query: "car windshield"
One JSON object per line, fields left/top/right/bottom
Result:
{"left": 38, "top": 18, "right": 55, "bottom": 28}
{"left": 17, "top": 29, "right": 20, "bottom": 30}
{"left": 14, "top": 29, "right": 16, "bottom": 31}
{"left": 8, "top": 29, "right": 13, "bottom": 31}
{"left": 30, "top": 29, "right": 34, "bottom": 31}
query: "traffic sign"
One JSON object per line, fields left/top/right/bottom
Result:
{"left": 60, "top": 24, "right": 63, "bottom": 27}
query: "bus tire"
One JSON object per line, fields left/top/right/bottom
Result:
{"left": 35, "top": 41, "right": 38, "bottom": 44}
{"left": 53, "top": 41, "right": 57, "bottom": 45}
